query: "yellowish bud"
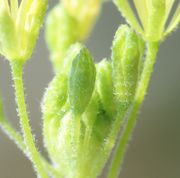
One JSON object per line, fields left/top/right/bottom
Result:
{"left": 0, "top": 0, "right": 48, "bottom": 61}
{"left": 63, "top": 0, "right": 101, "bottom": 39}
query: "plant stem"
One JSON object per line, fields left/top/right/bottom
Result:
{"left": 10, "top": 61, "right": 48, "bottom": 178}
{"left": 0, "top": 120, "right": 26, "bottom": 152}
{"left": 107, "top": 42, "right": 159, "bottom": 178}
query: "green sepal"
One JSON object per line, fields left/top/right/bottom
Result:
{"left": 68, "top": 46, "right": 96, "bottom": 115}
{"left": 80, "top": 91, "right": 114, "bottom": 178}
{"left": 82, "top": 91, "right": 99, "bottom": 134}
{"left": 112, "top": 25, "right": 144, "bottom": 104}
{"left": 42, "top": 72, "right": 69, "bottom": 171}
{"left": 42, "top": 74, "right": 68, "bottom": 121}
{"left": 45, "top": 111, "right": 74, "bottom": 177}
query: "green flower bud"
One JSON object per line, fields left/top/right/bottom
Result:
{"left": 41, "top": 44, "right": 102, "bottom": 177}
{"left": 45, "top": 4, "right": 79, "bottom": 72}
{"left": 114, "top": 0, "right": 180, "bottom": 42}
{"left": 42, "top": 45, "right": 118, "bottom": 177}
{"left": 42, "top": 43, "right": 85, "bottom": 167}
{"left": 81, "top": 91, "right": 114, "bottom": 178}
{"left": 0, "top": 0, "right": 47, "bottom": 61}
{"left": 46, "top": 111, "right": 74, "bottom": 176}
{"left": 96, "top": 59, "right": 116, "bottom": 116}
{"left": 68, "top": 46, "right": 96, "bottom": 115}
{"left": 42, "top": 73, "right": 68, "bottom": 157}
{"left": 42, "top": 43, "right": 83, "bottom": 119}
{"left": 112, "top": 25, "right": 144, "bottom": 104}
{"left": 42, "top": 43, "right": 83, "bottom": 118}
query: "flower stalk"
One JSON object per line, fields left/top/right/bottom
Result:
{"left": 10, "top": 61, "right": 48, "bottom": 178}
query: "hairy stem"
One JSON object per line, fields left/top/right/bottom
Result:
{"left": 10, "top": 61, "right": 48, "bottom": 178}
{"left": 108, "top": 42, "right": 159, "bottom": 178}
{"left": 0, "top": 120, "right": 26, "bottom": 152}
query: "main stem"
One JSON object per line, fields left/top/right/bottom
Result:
{"left": 10, "top": 61, "right": 48, "bottom": 178}
{"left": 108, "top": 42, "right": 159, "bottom": 178}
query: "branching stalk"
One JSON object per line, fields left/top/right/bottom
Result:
{"left": 10, "top": 61, "right": 48, "bottom": 178}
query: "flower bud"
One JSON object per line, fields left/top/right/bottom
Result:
{"left": 96, "top": 59, "right": 116, "bottom": 115}
{"left": 42, "top": 46, "right": 92, "bottom": 176}
{"left": 114, "top": 0, "right": 180, "bottom": 42}
{"left": 42, "top": 43, "right": 83, "bottom": 122}
{"left": 112, "top": 25, "right": 144, "bottom": 104}
{"left": 0, "top": 0, "right": 47, "bottom": 61}
{"left": 42, "top": 73, "right": 69, "bottom": 171}
{"left": 68, "top": 47, "right": 96, "bottom": 115}
{"left": 45, "top": 4, "right": 79, "bottom": 72}
{"left": 42, "top": 45, "right": 119, "bottom": 177}
{"left": 22, "top": 0, "right": 48, "bottom": 59}
{"left": 62, "top": 0, "right": 101, "bottom": 40}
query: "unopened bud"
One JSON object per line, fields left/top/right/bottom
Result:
{"left": 45, "top": 4, "right": 79, "bottom": 72}
{"left": 0, "top": 0, "right": 47, "bottom": 61}
{"left": 96, "top": 59, "right": 115, "bottom": 115}
{"left": 68, "top": 47, "right": 96, "bottom": 115}
{"left": 112, "top": 25, "right": 144, "bottom": 104}
{"left": 114, "top": 0, "right": 180, "bottom": 41}
{"left": 62, "top": 0, "right": 101, "bottom": 40}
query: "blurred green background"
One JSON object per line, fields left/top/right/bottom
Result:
{"left": 0, "top": 1, "right": 180, "bottom": 178}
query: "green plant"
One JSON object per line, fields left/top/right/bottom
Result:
{"left": 0, "top": 0, "right": 179, "bottom": 178}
